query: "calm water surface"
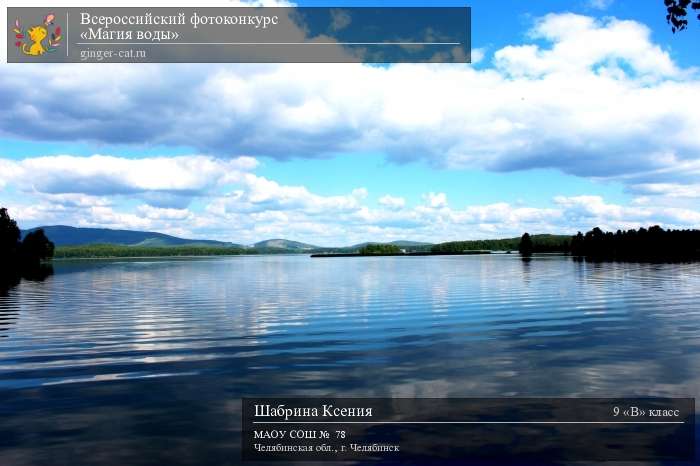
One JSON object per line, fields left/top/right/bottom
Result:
{"left": 1, "top": 255, "right": 699, "bottom": 465}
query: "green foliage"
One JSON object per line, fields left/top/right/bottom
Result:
{"left": 54, "top": 244, "right": 249, "bottom": 258}
{"left": 432, "top": 238, "right": 518, "bottom": 253}
{"left": 358, "top": 243, "right": 402, "bottom": 255}
{"left": 431, "top": 235, "right": 570, "bottom": 254}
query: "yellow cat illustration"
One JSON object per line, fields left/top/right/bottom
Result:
{"left": 22, "top": 26, "right": 48, "bottom": 56}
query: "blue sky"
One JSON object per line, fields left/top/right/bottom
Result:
{"left": 1, "top": 0, "right": 699, "bottom": 245}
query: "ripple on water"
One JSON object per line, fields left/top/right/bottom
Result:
{"left": 0, "top": 255, "right": 698, "bottom": 397}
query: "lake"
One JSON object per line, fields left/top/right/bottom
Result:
{"left": 1, "top": 255, "right": 698, "bottom": 465}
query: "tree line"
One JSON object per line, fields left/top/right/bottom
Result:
{"left": 516, "top": 226, "right": 700, "bottom": 260}
{"left": 433, "top": 226, "right": 699, "bottom": 261}
{"left": 55, "top": 244, "right": 249, "bottom": 258}
{"left": 569, "top": 226, "right": 700, "bottom": 260}
{"left": 359, "top": 243, "right": 402, "bottom": 255}
{"left": 1, "top": 208, "right": 54, "bottom": 265}
{"left": 433, "top": 234, "right": 571, "bottom": 254}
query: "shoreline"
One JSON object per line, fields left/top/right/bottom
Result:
{"left": 311, "top": 251, "right": 496, "bottom": 258}
{"left": 51, "top": 254, "right": 264, "bottom": 261}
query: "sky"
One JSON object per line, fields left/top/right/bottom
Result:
{"left": 1, "top": 0, "right": 699, "bottom": 246}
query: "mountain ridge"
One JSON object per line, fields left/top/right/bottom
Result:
{"left": 253, "top": 239, "right": 318, "bottom": 250}
{"left": 22, "top": 225, "right": 433, "bottom": 251}
{"left": 25, "top": 225, "right": 572, "bottom": 254}
{"left": 21, "top": 225, "right": 242, "bottom": 248}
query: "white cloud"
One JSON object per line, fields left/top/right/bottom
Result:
{"left": 4, "top": 172, "right": 700, "bottom": 244}
{"left": 207, "top": 174, "right": 366, "bottom": 215}
{"left": 554, "top": 195, "right": 700, "bottom": 228}
{"left": 470, "top": 47, "right": 486, "bottom": 64}
{"left": 79, "top": 206, "right": 153, "bottom": 230}
{"left": 378, "top": 195, "right": 406, "bottom": 209}
{"left": 498, "top": 13, "right": 679, "bottom": 78}
{"left": 2, "top": 11, "right": 700, "bottom": 244}
{"left": 136, "top": 205, "right": 194, "bottom": 221}
{"left": 628, "top": 183, "right": 700, "bottom": 198}
{"left": 0, "top": 155, "right": 256, "bottom": 206}
{"left": 423, "top": 192, "right": 448, "bottom": 208}
{"left": 1, "top": 13, "right": 698, "bottom": 199}
{"left": 201, "top": 193, "right": 700, "bottom": 244}
{"left": 6, "top": 152, "right": 696, "bottom": 244}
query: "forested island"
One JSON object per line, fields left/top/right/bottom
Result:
{"left": 312, "top": 242, "right": 492, "bottom": 257}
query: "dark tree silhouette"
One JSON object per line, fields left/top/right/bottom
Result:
{"left": 570, "top": 231, "right": 585, "bottom": 256}
{"left": 665, "top": 0, "right": 700, "bottom": 32}
{"left": 518, "top": 233, "right": 534, "bottom": 256}
{"left": 21, "top": 229, "right": 55, "bottom": 265}
{"left": 0, "top": 208, "right": 54, "bottom": 294}
{"left": 570, "top": 225, "right": 700, "bottom": 261}
{"left": 0, "top": 207, "right": 21, "bottom": 263}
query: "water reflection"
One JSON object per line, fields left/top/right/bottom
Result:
{"left": 0, "top": 263, "right": 54, "bottom": 295}
{"left": 0, "top": 256, "right": 698, "bottom": 465}
{"left": 0, "top": 264, "right": 53, "bottom": 338}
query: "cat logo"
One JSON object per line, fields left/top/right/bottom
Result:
{"left": 13, "top": 13, "right": 62, "bottom": 57}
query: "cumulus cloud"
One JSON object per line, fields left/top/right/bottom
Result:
{"left": 627, "top": 183, "right": 700, "bottom": 199}
{"left": 1, "top": 13, "right": 698, "bottom": 200}
{"left": 3, "top": 152, "right": 699, "bottom": 245}
{"left": 2, "top": 11, "right": 700, "bottom": 243}
{"left": 136, "top": 204, "right": 194, "bottom": 221}
{"left": 207, "top": 174, "right": 367, "bottom": 215}
{"left": 3, "top": 157, "right": 699, "bottom": 244}
{"left": 497, "top": 13, "right": 679, "bottom": 78}
{"left": 423, "top": 192, "right": 448, "bottom": 208}
{"left": 554, "top": 195, "right": 700, "bottom": 229}
{"left": 0, "top": 155, "right": 256, "bottom": 207}
{"left": 378, "top": 195, "right": 406, "bottom": 209}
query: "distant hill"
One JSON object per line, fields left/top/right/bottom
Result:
{"left": 431, "top": 234, "right": 571, "bottom": 253}
{"left": 21, "top": 225, "right": 241, "bottom": 248}
{"left": 18, "top": 225, "right": 570, "bottom": 257}
{"left": 350, "top": 240, "right": 433, "bottom": 249}
{"left": 253, "top": 239, "right": 318, "bottom": 250}
{"left": 389, "top": 240, "right": 433, "bottom": 247}
{"left": 18, "top": 226, "right": 433, "bottom": 252}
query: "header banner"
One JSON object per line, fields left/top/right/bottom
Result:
{"left": 7, "top": 7, "right": 471, "bottom": 63}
